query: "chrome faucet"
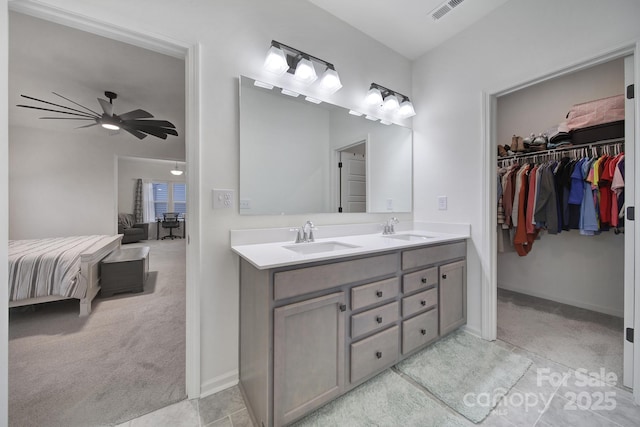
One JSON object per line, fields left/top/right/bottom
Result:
{"left": 292, "top": 221, "right": 316, "bottom": 243}
{"left": 383, "top": 217, "right": 399, "bottom": 235}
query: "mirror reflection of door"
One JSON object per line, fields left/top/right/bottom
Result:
{"left": 339, "top": 142, "right": 366, "bottom": 213}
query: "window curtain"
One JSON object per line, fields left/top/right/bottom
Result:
{"left": 142, "top": 181, "right": 155, "bottom": 223}
{"left": 134, "top": 178, "right": 144, "bottom": 223}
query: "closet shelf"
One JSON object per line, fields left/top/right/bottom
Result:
{"left": 498, "top": 137, "right": 624, "bottom": 165}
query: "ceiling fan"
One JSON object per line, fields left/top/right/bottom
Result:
{"left": 16, "top": 91, "right": 178, "bottom": 140}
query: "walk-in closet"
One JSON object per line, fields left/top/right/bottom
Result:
{"left": 496, "top": 56, "right": 633, "bottom": 387}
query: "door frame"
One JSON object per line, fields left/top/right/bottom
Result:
{"left": 481, "top": 41, "right": 640, "bottom": 402}
{"left": 7, "top": 1, "right": 202, "bottom": 399}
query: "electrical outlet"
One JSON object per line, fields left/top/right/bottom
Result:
{"left": 386, "top": 199, "right": 393, "bottom": 211}
{"left": 437, "top": 196, "right": 447, "bottom": 211}
{"left": 212, "top": 189, "right": 234, "bottom": 209}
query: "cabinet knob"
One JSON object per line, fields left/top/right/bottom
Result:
{"left": 421, "top": 328, "right": 427, "bottom": 335}
{"left": 442, "top": 274, "right": 447, "bottom": 279}
{"left": 420, "top": 300, "right": 427, "bottom": 306}
{"left": 376, "top": 351, "right": 382, "bottom": 359}
{"left": 339, "top": 304, "right": 346, "bottom": 312}
{"left": 376, "top": 291, "right": 383, "bottom": 298}
{"left": 376, "top": 316, "right": 383, "bottom": 324}
{"left": 421, "top": 277, "right": 427, "bottom": 284}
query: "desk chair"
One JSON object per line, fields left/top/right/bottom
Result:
{"left": 161, "top": 212, "right": 181, "bottom": 239}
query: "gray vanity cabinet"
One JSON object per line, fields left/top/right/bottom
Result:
{"left": 238, "top": 240, "right": 466, "bottom": 427}
{"left": 273, "top": 292, "right": 345, "bottom": 427}
{"left": 439, "top": 259, "right": 467, "bottom": 336}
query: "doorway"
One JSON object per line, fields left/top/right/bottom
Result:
{"left": 6, "top": 4, "right": 200, "bottom": 425}
{"left": 482, "top": 44, "right": 640, "bottom": 403}
{"left": 338, "top": 141, "right": 366, "bottom": 213}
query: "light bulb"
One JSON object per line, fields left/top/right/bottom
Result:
{"left": 365, "top": 87, "right": 383, "bottom": 105}
{"left": 318, "top": 68, "right": 342, "bottom": 94}
{"left": 101, "top": 123, "right": 120, "bottom": 130}
{"left": 293, "top": 57, "right": 317, "bottom": 85}
{"left": 382, "top": 93, "right": 399, "bottom": 112}
{"left": 263, "top": 45, "right": 289, "bottom": 75}
{"left": 399, "top": 99, "right": 416, "bottom": 117}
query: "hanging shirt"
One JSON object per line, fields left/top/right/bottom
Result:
{"left": 580, "top": 159, "right": 600, "bottom": 235}
{"left": 534, "top": 163, "right": 559, "bottom": 234}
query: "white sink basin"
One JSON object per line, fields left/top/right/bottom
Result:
{"left": 382, "top": 234, "right": 436, "bottom": 241}
{"left": 283, "top": 241, "right": 360, "bottom": 255}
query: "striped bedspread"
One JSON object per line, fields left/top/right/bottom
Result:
{"left": 8, "top": 235, "right": 113, "bottom": 302}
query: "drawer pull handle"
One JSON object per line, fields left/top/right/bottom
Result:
{"left": 420, "top": 300, "right": 427, "bottom": 306}
{"left": 376, "top": 291, "right": 383, "bottom": 298}
{"left": 421, "top": 277, "right": 427, "bottom": 284}
{"left": 421, "top": 329, "right": 427, "bottom": 335}
{"left": 376, "top": 351, "right": 382, "bottom": 359}
{"left": 442, "top": 274, "right": 447, "bottom": 279}
{"left": 376, "top": 316, "right": 383, "bottom": 324}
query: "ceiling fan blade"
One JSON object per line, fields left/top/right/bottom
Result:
{"left": 19, "top": 95, "right": 99, "bottom": 118}
{"left": 121, "top": 125, "right": 148, "bottom": 140}
{"left": 118, "top": 109, "right": 154, "bottom": 121}
{"left": 132, "top": 125, "right": 169, "bottom": 139}
{"left": 16, "top": 104, "right": 97, "bottom": 118}
{"left": 52, "top": 92, "right": 101, "bottom": 116}
{"left": 39, "top": 117, "right": 95, "bottom": 120}
{"left": 75, "top": 123, "right": 99, "bottom": 129}
{"left": 123, "top": 119, "right": 176, "bottom": 129}
{"left": 97, "top": 98, "right": 113, "bottom": 116}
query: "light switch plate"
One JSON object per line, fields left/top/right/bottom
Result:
{"left": 437, "top": 196, "right": 447, "bottom": 211}
{"left": 213, "top": 189, "right": 234, "bottom": 209}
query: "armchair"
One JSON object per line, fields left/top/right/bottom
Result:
{"left": 117, "top": 213, "right": 149, "bottom": 244}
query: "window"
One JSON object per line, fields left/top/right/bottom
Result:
{"left": 152, "top": 182, "right": 187, "bottom": 219}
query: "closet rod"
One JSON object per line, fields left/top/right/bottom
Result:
{"left": 498, "top": 137, "right": 624, "bottom": 163}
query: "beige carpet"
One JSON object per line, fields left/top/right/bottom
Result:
{"left": 9, "top": 239, "right": 186, "bottom": 427}
{"left": 497, "top": 288, "right": 623, "bottom": 382}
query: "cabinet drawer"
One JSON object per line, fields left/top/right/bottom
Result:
{"left": 351, "top": 277, "right": 399, "bottom": 311}
{"left": 403, "top": 267, "right": 437, "bottom": 294}
{"left": 351, "top": 301, "right": 399, "bottom": 339}
{"left": 402, "top": 241, "right": 466, "bottom": 270}
{"left": 402, "top": 288, "right": 437, "bottom": 317}
{"left": 402, "top": 308, "right": 439, "bottom": 355}
{"left": 274, "top": 253, "right": 397, "bottom": 300}
{"left": 350, "top": 325, "right": 399, "bottom": 383}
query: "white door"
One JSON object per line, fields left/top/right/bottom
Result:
{"left": 623, "top": 55, "right": 635, "bottom": 389}
{"left": 339, "top": 145, "right": 366, "bottom": 213}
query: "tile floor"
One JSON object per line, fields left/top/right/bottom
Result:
{"left": 118, "top": 290, "right": 640, "bottom": 427}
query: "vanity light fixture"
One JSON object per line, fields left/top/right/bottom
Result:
{"left": 364, "top": 115, "right": 379, "bottom": 121}
{"left": 170, "top": 162, "right": 184, "bottom": 176}
{"left": 253, "top": 80, "right": 274, "bottom": 90}
{"left": 365, "top": 83, "right": 416, "bottom": 117}
{"left": 348, "top": 110, "right": 364, "bottom": 116}
{"left": 263, "top": 41, "right": 343, "bottom": 93}
{"left": 380, "top": 120, "right": 392, "bottom": 125}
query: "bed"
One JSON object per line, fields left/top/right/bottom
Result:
{"left": 8, "top": 234, "right": 123, "bottom": 316}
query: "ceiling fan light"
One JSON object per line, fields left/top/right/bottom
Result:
{"left": 101, "top": 123, "right": 120, "bottom": 131}
{"left": 264, "top": 45, "right": 289, "bottom": 75}
{"left": 318, "top": 67, "right": 342, "bottom": 94}
{"left": 293, "top": 57, "right": 317, "bottom": 85}
{"left": 365, "top": 87, "right": 383, "bottom": 106}
{"left": 382, "top": 93, "right": 400, "bottom": 112}
{"left": 399, "top": 99, "right": 416, "bottom": 117}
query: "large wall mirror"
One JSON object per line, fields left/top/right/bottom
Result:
{"left": 239, "top": 75, "right": 412, "bottom": 215}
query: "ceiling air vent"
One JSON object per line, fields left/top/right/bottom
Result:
{"left": 430, "top": 0, "right": 466, "bottom": 21}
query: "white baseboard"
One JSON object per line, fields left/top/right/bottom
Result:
{"left": 498, "top": 284, "right": 624, "bottom": 318}
{"left": 462, "top": 325, "right": 483, "bottom": 339}
{"left": 200, "top": 370, "right": 239, "bottom": 399}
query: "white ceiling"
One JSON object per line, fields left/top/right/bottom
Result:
{"left": 8, "top": 11, "right": 185, "bottom": 143}
{"left": 308, "top": 0, "right": 511, "bottom": 60}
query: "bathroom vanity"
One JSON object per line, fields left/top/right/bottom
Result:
{"left": 232, "top": 224, "right": 468, "bottom": 427}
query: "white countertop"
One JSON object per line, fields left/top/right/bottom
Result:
{"left": 231, "top": 222, "right": 470, "bottom": 270}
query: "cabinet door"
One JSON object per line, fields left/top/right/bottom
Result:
{"left": 273, "top": 292, "right": 345, "bottom": 426}
{"left": 439, "top": 260, "right": 467, "bottom": 336}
